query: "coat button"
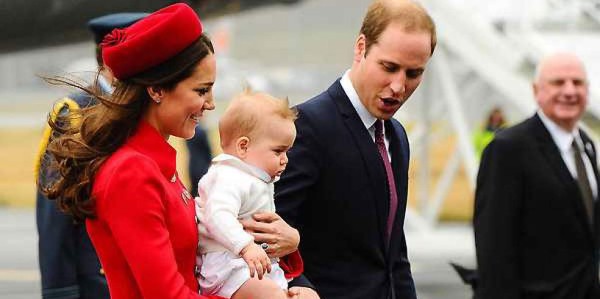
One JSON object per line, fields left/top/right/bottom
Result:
{"left": 195, "top": 215, "right": 200, "bottom": 224}
{"left": 194, "top": 265, "right": 201, "bottom": 277}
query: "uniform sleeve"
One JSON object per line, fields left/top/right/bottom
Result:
{"left": 98, "top": 156, "right": 222, "bottom": 299}
{"left": 473, "top": 138, "right": 522, "bottom": 299}
{"left": 198, "top": 169, "right": 253, "bottom": 255}
{"left": 36, "top": 99, "right": 91, "bottom": 299}
{"left": 36, "top": 191, "right": 81, "bottom": 299}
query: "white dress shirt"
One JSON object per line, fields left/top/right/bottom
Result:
{"left": 340, "top": 70, "right": 391, "bottom": 161}
{"left": 538, "top": 110, "right": 598, "bottom": 198}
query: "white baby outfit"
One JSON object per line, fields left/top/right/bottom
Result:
{"left": 195, "top": 154, "right": 287, "bottom": 297}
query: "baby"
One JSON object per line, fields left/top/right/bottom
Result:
{"left": 195, "top": 90, "right": 298, "bottom": 299}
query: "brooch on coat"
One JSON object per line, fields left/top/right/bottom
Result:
{"left": 181, "top": 189, "right": 192, "bottom": 205}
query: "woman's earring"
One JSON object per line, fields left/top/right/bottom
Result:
{"left": 153, "top": 97, "right": 161, "bottom": 104}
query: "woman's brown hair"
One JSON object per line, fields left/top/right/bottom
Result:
{"left": 40, "top": 34, "right": 214, "bottom": 221}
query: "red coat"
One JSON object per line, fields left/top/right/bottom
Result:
{"left": 87, "top": 121, "right": 222, "bottom": 299}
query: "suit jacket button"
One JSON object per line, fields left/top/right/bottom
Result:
{"left": 99, "top": 268, "right": 105, "bottom": 275}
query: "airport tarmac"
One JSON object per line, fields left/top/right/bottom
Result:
{"left": 0, "top": 207, "right": 473, "bottom": 299}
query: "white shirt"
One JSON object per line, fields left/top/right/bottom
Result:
{"left": 340, "top": 70, "right": 391, "bottom": 161}
{"left": 537, "top": 110, "right": 598, "bottom": 198}
{"left": 195, "top": 154, "right": 277, "bottom": 255}
{"left": 98, "top": 75, "right": 114, "bottom": 94}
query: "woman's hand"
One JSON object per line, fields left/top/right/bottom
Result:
{"left": 289, "top": 287, "right": 319, "bottom": 299}
{"left": 240, "top": 212, "right": 299, "bottom": 258}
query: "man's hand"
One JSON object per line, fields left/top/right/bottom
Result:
{"left": 241, "top": 212, "right": 299, "bottom": 258}
{"left": 289, "top": 287, "right": 319, "bottom": 299}
{"left": 239, "top": 243, "right": 271, "bottom": 279}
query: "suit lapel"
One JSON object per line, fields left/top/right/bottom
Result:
{"left": 327, "top": 81, "right": 389, "bottom": 251}
{"left": 387, "top": 120, "right": 409, "bottom": 256}
{"left": 531, "top": 114, "right": 594, "bottom": 238}
{"left": 531, "top": 115, "right": 576, "bottom": 190}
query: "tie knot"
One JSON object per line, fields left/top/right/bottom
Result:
{"left": 375, "top": 120, "right": 384, "bottom": 140}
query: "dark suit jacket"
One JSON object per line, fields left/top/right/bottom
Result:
{"left": 474, "top": 114, "right": 600, "bottom": 299}
{"left": 36, "top": 91, "right": 109, "bottom": 299}
{"left": 275, "top": 80, "right": 416, "bottom": 299}
{"left": 185, "top": 125, "right": 212, "bottom": 196}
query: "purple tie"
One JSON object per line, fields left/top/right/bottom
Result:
{"left": 375, "top": 120, "right": 398, "bottom": 240}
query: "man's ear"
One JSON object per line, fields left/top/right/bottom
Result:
{"left": 235, "top": 136, "right": 250, "bottom": 158}
{"left": 354, "top": 34, "right": 367, "bottom": 62}
{"left": 147, "top": 86, "right": 165, "bottom": 103}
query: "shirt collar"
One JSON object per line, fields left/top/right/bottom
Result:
{"left": 340, "top": 70, "right": 378, "bottom": 130}
{"left": 98, "top": 74, "right": 114, "bottom": 94}
{"left": 126, "top": 121, "right": 177, "bottom": 180}
{"left": 537, "top": 110, "right": 581, "bottom": 153}
{"left": 212, "top": 153, "right": 275, "bottom": 183}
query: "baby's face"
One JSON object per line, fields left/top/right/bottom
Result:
{"left": 244, "top": 117, "right": 296, "bottom": 179}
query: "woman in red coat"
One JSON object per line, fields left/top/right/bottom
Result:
{"left": 43, "top": 3, "right": 313, "bottom": 298}
{"left": 43, "top": 4, "right": 224, "bottom": 299}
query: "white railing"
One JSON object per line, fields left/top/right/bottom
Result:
{"left": 405, "top": 0, "right": 600, "bottom": 229}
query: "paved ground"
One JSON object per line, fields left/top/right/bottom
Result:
{"left": 0, "top": 207, "right": 473, "bottom": 299}
{"left": 0, "top": 208, "right": 40, "bottom": 299}
{"left": 408, "top": 225, "right": 475, "bottom": 299}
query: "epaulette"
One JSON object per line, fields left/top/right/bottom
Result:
{"left": 34, "top": 97, "right": 82, "bottom": 182}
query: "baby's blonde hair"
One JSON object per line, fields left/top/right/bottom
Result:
{"left": 219, "top": 89, "right": 297, "bottom": 149}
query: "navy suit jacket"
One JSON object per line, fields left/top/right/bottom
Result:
{"left": 185, "top": 125, "right": 212, "bottom": 197}
{"left": 474, "top": 114, "right": 600, "bottom": 299}
{"left": 275, "top": 80, "right": 416, "bottom": 299}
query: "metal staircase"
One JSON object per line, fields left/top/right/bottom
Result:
{"left": 404, "top": 0, "right": 600, "bottom": 229}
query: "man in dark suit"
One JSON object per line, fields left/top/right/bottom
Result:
{"left": 474, "top": 53, "right": 600, "bottom": 299}
{"left": 35, "top": 13, "right": 146, "bottom": 299}
{"left": 186, "top": 124, "right": 212, "bottom": 196}
{"left": 273, "top": 1, "right": 436, "bottom": 298}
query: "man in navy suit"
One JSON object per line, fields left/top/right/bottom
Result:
{"left": 36, "top": 13, "right": 146, "bottom": 299}
{"left": 186, "top": 124, "right": 212, "bottom": 196}
{"left": 474, "top": 53, "right": 600, "bottom": 299}
{"left": 274, "top": 1, "right": 436, "bottom": 298}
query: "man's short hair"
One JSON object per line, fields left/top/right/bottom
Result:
{"left": 360, "top": 0, "right": 436, "bottom": 56}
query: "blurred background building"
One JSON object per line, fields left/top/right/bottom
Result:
{"left": 1, "top": 0, "right": 600, "bottom": 298}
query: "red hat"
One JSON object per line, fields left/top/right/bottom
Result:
{"left": 101, "top": 3, "right": 203, "bottom": 80}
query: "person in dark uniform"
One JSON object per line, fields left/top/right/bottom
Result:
{"left": 35, "top": 12, "right": 146, "bottom": 299}
{"left": 186, "top": 124, "right": 213, "bottom": 197}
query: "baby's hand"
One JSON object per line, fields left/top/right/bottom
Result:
{"left": 287, "top": 287, "right": 300, "bottom": 299}
{"left": 240, "top": 242, "right": 272, "bottom": 279}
